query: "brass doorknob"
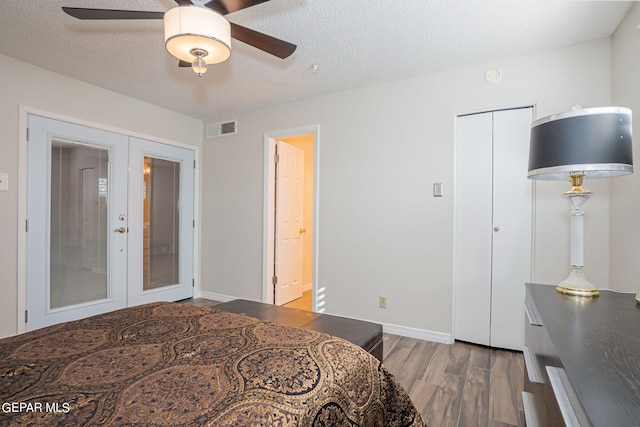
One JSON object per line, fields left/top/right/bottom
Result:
{"left": 115, "top": 227, "right": 127, "bottom": 233}
{"left": 300, "top": 228, "right": 306, "bottom": 234}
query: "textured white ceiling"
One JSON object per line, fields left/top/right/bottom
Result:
{"left": 0, "top": 0, "right": 634, "bottom": 120}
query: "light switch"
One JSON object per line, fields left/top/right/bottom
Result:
{"left": 433, "top": 182, "right": 443, "bottom": 197}
{"left": 0, "top": 173, "right": 7, "bottom": 191}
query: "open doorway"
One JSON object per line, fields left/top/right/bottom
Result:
{"left": 264, "top": 126, "right": 318, "bottom": 312}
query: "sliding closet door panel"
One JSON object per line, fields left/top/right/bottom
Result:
{"left": 27, "top": 115, "right": 128, "bottom": 331}
{"left": 491, "top": 108, "right": 533, "bottom": 350}
{"left": 128, "top": 137, "right": 195, "bottom": 305}
{"left": 454, "top": 112, "right": 493, "bottom": 346}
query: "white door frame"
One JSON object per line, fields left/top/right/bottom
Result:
{"left": 17, "top": 106, "right": 201, "bottom": 334}
{"left": 263, "top": 125, "right": 320, "bottom": 309}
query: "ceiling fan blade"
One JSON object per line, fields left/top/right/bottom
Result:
{"left": 62, "top": 7, "right": 164, "bottom": 20}
{"left": 204, "top": 0, "right": 269, "bottom": 15}
{"left": 174, "top": 0, "right": 194, "bottom": 5}
{"left": 179, "top": 60, "right": 192, "bottom": 67}
{"left": 230, "top": 22, "right": 296, "bottom": 59}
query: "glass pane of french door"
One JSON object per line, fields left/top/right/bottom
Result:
{"left": 50, "top": 140, "right": 109, "bottom": 308}
{"left": 144, "top": 157, "right": 181, "bottom": 290}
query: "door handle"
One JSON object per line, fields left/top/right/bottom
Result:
{"left": 115, "top": 227, "right": 127, "bottom": 233}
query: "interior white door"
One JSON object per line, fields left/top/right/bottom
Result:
{"left": 490, "top": 108, "right": 533, "bottom": 349}
{"left": 274, "top": 140, "right": 304, "bottom": 305}
{"left": 454, "top": 107, "right": 533, "bottom": 350}
{"left": 127, "top": 137, "right": 195, "bottom": 305}
{"left": 26, "top": 115, "right": 129, "bottom": 331}
{"left": 454, "top": 112, "right": 494, "bottom": 346}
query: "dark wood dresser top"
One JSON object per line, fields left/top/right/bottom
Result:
{"left": 526, "top": 283, "right": 640, "bottom": 426}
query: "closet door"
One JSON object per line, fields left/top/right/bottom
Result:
{"left": 453, "top": 112, "right": 494, "bottom": 346}
{"left": 491, "top": 108, "right": 533, "bottom": 349}
{"left": 454, "top": 107, "right": 533, "bottom": 350}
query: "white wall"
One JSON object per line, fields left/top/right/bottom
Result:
{"left": 3, "top": 33, "right": 626, "bottom": 341}
{"left": 201, "top": 39, "right": 613, "bottom": 338}
{"left": 611, "top": 3, "right": 640, "bottom": 292}
{"left": 0, "top": 54, "right": 202, "bottom": 338}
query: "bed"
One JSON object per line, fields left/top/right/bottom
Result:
{"left": 0, "top": 302, "right": 425, "bottom": 426}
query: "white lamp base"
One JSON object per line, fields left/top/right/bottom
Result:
{"left": 556, "top": 266, "right": 599, "bottom": 297}
{"left": 557, "top": 176, "right": 599, "bottom": 298}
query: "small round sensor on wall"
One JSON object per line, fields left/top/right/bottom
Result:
{"left": 485, "top": 68, "right": 502, "bottom": 83}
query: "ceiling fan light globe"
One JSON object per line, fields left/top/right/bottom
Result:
{"left": 164, "top": 6, "right": 231, "bottom": 64}
{"left": 192, "top": 56, "right": 207, "bottom": 76}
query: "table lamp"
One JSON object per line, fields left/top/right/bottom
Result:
{"left": 528, "top": 106, "right": 633, "bottom": 297}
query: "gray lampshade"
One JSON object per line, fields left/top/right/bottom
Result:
{"left": 528, "top": 106, "right": 633, "bottom": 180}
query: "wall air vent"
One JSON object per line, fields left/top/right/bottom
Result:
{"left": 206, "top": 120, "right": 237, "bottom": 138}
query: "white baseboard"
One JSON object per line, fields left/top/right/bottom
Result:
{"left": 382, "top": 323, "right": 453, "bottom": 344}
{"left": 322, "top": 310, "right": 453, "bottom": 344}
{"left": 302, "top": 282, "right": 312, "bottom": 292}
{"left": 196, "top": 290, "right": 242, "bottom": 303}
{"left": 196, "top": 290, "right": 452, "bottom": 344}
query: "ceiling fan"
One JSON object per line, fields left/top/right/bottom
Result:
{"left": 62, "top": 0, "right": 297, "bottom": 76}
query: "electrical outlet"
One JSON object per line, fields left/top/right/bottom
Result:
{"left": 379, "top": 296, "right": 387, "bottom": 309}
{"left": 0, "top": 173, "right": 8, "bottom": 191}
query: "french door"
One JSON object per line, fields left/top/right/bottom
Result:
{"left": 26, "top": 115, "right": 194, "bottom": 331}
{"left": 127, "top": 137, "right": 194, "bottom": 306}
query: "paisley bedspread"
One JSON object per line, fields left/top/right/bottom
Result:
{"left": 0, "top": 302, "right": 425, "bottom": 426}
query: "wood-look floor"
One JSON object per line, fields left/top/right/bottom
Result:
{"left": 384, "top": 335, "right": 525, "bottom": 427}
{"left": 182, "top": 298, "right": 525, "bottom": 427}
